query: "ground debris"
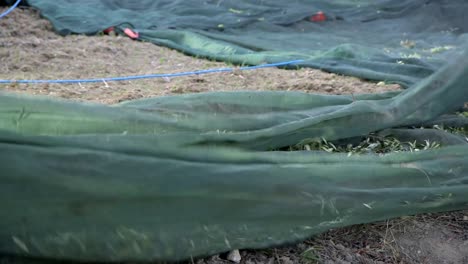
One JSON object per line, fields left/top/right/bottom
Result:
{"left": 226, "top": 249, "right": 241, "bottom": 263}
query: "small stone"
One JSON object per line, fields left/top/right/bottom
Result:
{"left": 266, "top": 257, "right": 275, "bottom": 264}
{"left": 226, "top": 249, "right": 242, "bottom": 263}
{"left": 335, "top": 244, "right": 345, "bottom": 251}
{"left": 344, "top": 254, "right": 354, "bottom": 262}
{"left": 280, "top": 256, "right": 294, "bottom": 264}
{"left": 463, "top": 215, "right": 468, "bottom": 221}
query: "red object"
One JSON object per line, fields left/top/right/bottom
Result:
{"left": 123, "top": 28, "right": 139, "bottom": 39}
{"left": 311, "top": 11, "right": 326, "bottom": 22}
{"left": 103, "top": 26, "right": 114, "bottom": 34}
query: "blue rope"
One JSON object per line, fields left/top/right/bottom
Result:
{"left": 0, "top": 60, "right": 304, "bottom": 84}
{"left": 0, "top": 0, "right": 21, "bottom": 19}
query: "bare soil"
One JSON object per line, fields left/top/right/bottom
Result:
{"left": 1, "top": 7, "right": 467, "bottom": 264}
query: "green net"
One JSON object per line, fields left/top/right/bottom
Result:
{"left": 0, "top": 0, "right": 467, "bottom": 262}
{"left": 0, "top": 47, "right": 467, "bottom": 261}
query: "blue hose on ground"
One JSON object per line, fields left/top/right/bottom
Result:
{"left": 0, "top": 60, "right": 304, "bottom": 84}
{"left": 0, "top": 0, "right": 21, "bottom": 19}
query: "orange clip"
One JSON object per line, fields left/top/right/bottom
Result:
{"left": 311, "top": 11, "right": 326, "bottom": 22}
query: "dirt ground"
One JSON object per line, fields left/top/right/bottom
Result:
{"left": 1, "top": 7, "right": 467, "bottom": 264}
